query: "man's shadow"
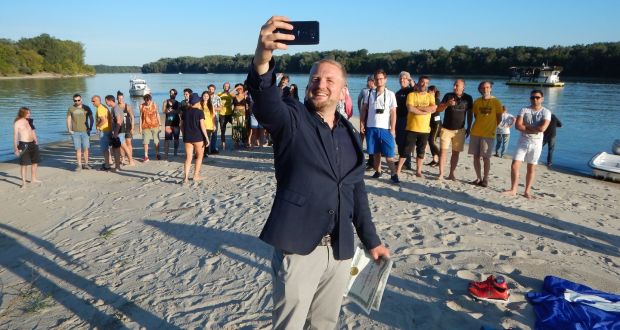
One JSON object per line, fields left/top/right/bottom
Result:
{"left": 0, "top": 223, "right": 179, "bottom": 329}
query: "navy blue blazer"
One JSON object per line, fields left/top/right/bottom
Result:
{"left": 247, "top": 61, "right": 381, "bottom": 260}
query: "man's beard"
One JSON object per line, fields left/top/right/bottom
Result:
{"left": 308, "top": 97, "right": 337, "bottom": 112}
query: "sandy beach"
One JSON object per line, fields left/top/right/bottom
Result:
{"left": 0, "top": 131, "right": 618, "bottom": 329}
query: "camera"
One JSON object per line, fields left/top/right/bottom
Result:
{"left": 375, "top": 108, "right": 385, "bottom": 114}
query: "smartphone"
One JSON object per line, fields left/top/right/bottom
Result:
{"left": 275, "top": 21, "right": 320, "bottom": 45}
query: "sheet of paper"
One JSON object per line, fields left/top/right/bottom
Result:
{"left": 344, "top": 246, "right": 393, "bottom": 314}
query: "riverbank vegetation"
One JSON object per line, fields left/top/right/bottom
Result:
{"left": 92, "top": 65, "right": 141, "bottom": 73}
{"left": 0, "top": 34, "right": 94, "bottom": 77}
{"left": 141, "top": 42, "right": 620, "bottom": 77}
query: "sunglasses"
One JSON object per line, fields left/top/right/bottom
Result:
{"left": 74, "top": 99, "right": 81, "bottom": 102}
{"left": 530, "top": 96, "right": 541, "bottom": 100}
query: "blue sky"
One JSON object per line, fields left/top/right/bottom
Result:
{"left": 2, "top": 0, "right": 619, "bottom": 66}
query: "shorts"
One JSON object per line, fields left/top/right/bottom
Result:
{"left": 440, "top": 128, "right": 466, "bottom": 152}
{"left": 365, "top": 127, "right": 395, "bottom": 158}
{"left": 250, "top": 115, "right": 262, "bottom": 129}
{"left": 71, "top": 131, "right": 90, "bottom": 150}
{"left": 142, "top": 128, "right": 160, "bottom": 145}
{"left": 468, "top": 136, "right": 494, "bottom": 158}
{"left": 404, "top": 131, "right": 429, "bottom": 159}
{"left": 111, "top": 133, "right": 125, "bottom": 148}
{"left": 219, "top": 114, "right": 233, "bottom": 131}
{"left": 17, "top": 141, "right": 41, "bottom": 165}
{"left": 513, "top": 137, "right": 543, "bottom": 164}
{"left": 99, "top": 131, "right": 112, "bottom": 150}
{"left": 164, "top": 126, "right": 180, "bottom": 140}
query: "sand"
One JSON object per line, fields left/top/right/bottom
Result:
{"left": 0, "top": 133, "right": 618, "bottom": 329}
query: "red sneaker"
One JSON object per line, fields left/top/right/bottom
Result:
{"left": 468, "top": 275, "right": 510, "bottom": 303}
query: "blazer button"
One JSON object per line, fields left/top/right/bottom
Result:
{"left": 328, "top": 209, "right": 335, "bottom": 215}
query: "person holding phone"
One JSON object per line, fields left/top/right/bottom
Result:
{"left": 248, "top": 16, "right": 390, "bottom": 329}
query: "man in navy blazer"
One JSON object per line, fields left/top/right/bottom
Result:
{"left": 247, "top": 16, "right": 390, "bottom": 329}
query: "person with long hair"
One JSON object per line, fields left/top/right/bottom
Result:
{"left": 199, "top": 91, "right": 216, "bottom": 155}
{"left": 180, "top": 93, "right": 210, "bottom": 183}
{"left": 139, "top": 94, "right": 161, "bottom": 161}
{"left": 13, "top": 107, "right": 41, "bottom": 187}
{"left": 117, "top": 91, "right": 136, "bottom": 166}
{"left": 426, "top": 85, "right": 442, "bottom": 166}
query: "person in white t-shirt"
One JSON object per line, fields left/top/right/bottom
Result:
{"left": 495, "top": 107, "right": 515, "bottom": 158}
{"left": 503, "top": 90, "right": 551, "bottom": 199}
{"left": 360, "top": 69, "right": 399, "bottom": 183}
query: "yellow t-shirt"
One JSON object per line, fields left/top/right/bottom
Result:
{"left": 471, "top": 97, "right": 503, "bottom": 138}
{"left": 200, "top": 104, "right": 215, "bottom": 131}
{"left": 405, "top": 92, "right": 435, "bottom": 133}
{"left": 96, "top": 104, "right": 111, "bottom": 132}
{"left": 218, "top": 91, "right": 233, "bottom": 116}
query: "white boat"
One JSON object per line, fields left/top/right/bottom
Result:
{"left": 589, "top": 152, "right": 620, "bottom": 182}
{"left": 506, "top": 64, "right": 565, "bottom": 87}
{"left": 129, "top": 78, "right": 151, "bottom": 97}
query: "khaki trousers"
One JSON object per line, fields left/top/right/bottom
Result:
{"left": 271, "top": 245, "right": 352, "bottom": 330}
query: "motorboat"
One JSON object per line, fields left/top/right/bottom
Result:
{"left": 589, "top": 152, "right": 620, "bottom": 182}
{"left": 129, "top": 77, "right": 151, "bottom": 97}
{"left": 506, "top": 64, "right": 565, "bottom": 87}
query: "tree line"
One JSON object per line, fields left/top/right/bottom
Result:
{"left": 0, "top": 34, "right": 95, "bottom": 76}
{"left": 141, "top": 42, "right": 620, "bottom": 78}
{"left": 92, "top": 65, "right": 142, "bottom": 73}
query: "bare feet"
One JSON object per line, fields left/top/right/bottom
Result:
{"left": 502, "top": 189, "right": 517, "bottom": 196}
{"left": 523, "top": 192, "right": 535, "bottom": 199}
{"left": 437, "top": 175, "right": 444, "bottom": 181}
{"left": 193, "top": 176, "right": 204, "bottom": 181}
{"left": 182, "top": 178, "right": 189, "bottom": 184}
{"left": 447, "top": 175, "right": 456, "bottom": 181}
{"left": 478, "top": 180, "right": 488, "bottom": 188}
{"left": 415, "top": 172, "right": 422, "bottom": 178}
{"left": 32, "top": 179, "right": 42, "bottom": 184}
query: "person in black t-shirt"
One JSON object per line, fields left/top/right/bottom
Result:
{"left": 162, "top": 88, "right": 181, "bottom": 159}
{"left": 435, "top": 79, "right": 473, "bottom": 180}
{"left": 543, "top": 113, "right": 562, "bottom": 166}
{"left": 395, "top": 71, "right": 415, "bottom": 170}
{"left": 180, "top": 93, "right": 209, "bottom": 184}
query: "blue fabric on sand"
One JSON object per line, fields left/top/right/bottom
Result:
{"left": 526, "top": 275, "right": 620, "bottom": 330}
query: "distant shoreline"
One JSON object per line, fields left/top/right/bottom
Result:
{"left": 0, "top": 72, "right": 94, "bottom": 80}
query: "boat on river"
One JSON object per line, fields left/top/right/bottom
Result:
{"left": 506, "top": 64, "right": 565, "bottom": 87}
{"left": 129, "top": 77, "right": 151, "bottom": 97}
{"left": 589, "top": 151, "right": 620, "bottom": 182}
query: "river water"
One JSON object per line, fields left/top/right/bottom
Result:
{"left": 1, "top": 73, "right": 619, "bottom": 175}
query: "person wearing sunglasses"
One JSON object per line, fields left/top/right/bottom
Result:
{"left": 66, "top": 93, "right": 94, "bottom": 171}
{"left": 503, "top": 90, "right": 551, "bottom": 199}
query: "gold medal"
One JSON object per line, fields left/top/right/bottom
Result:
{"left": 350, "top": 267, "right": 359, "bottom": 276}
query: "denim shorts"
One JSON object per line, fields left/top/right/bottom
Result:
{"left": 72, "top": 131, "right": 90, "bottom": 150}
{"left": 99, "top": 131, "right": 112, "bottom": 150}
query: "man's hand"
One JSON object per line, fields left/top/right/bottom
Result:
{"left": 254, "top": 16, "right": 294, "bottom": 75}
{"left": 368, "top": 244, "right": 390, "bottom": 264}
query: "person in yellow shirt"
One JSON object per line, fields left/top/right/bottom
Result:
{"left": 199, "top": 91, "right": 216, "bottom": 155}
{"left": 468, "top": 81, "right": 504, "bottom": 187}
{"left": 93, "top": 95, "right": 112, "bottom": 170}
{"left": 396, "top": 76, "right": 437, "bottom": 178}
{"left": 218, "top": 82, "right": 234, "bottom": 151}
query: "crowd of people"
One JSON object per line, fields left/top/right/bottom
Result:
{"left": 357, "top": 70, "right": 561, "bottom": 198}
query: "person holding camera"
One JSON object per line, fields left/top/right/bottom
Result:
{"left": 361, "top": 69, "right": 399, "bottom": 183}
{"left": 248, "top": 16, "right": 390, "bottom": 329}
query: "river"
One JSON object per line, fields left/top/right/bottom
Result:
{"left": 1, "top": 73, "right": 619, "bottom": 175}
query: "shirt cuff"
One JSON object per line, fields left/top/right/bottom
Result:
{"left": 247, "top": 58, "right": 277, "bottom": 91}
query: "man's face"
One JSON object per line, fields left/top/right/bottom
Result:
{"left": 306, "top": 62, "right": 345, "bottom": 112}
{"left": 223, "top": 83, "right": 230, "bottom": 91}
{"left": 169, "top": 90, "right": 176, "bottom": 99}
{"left": 399, "top": 76, "right": 410, "bottom": 89}
{"left": 184, "top": 91, "right": 190, "bottom": 101}
{"left": 208, "top": 86, "right": 215, "bottom": 95}
{"left": 454, "top": 80, "right": 465, "bottom": 95}
{"left": 73, "top": 96, "right": 82, "bottom": 107}
{"left": 105, "top": 99, "right": 113, "bottom": 107}
{"left": 530, "top": 92, "right": 543, "bottom": 107}
{"left": 481, "top": 82, "right": 492, "bottom": 97}
{"left": 91, "top": 97, "right": 101, "bottom": 107}
{"left": 418, "top": 78, "right": 429, "bottom": 91}
{"left": 374, "top": 74, "right": 386, "bottom": 89}
{"left": 367, "top": 79, "right": 375, "bottom": 89}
